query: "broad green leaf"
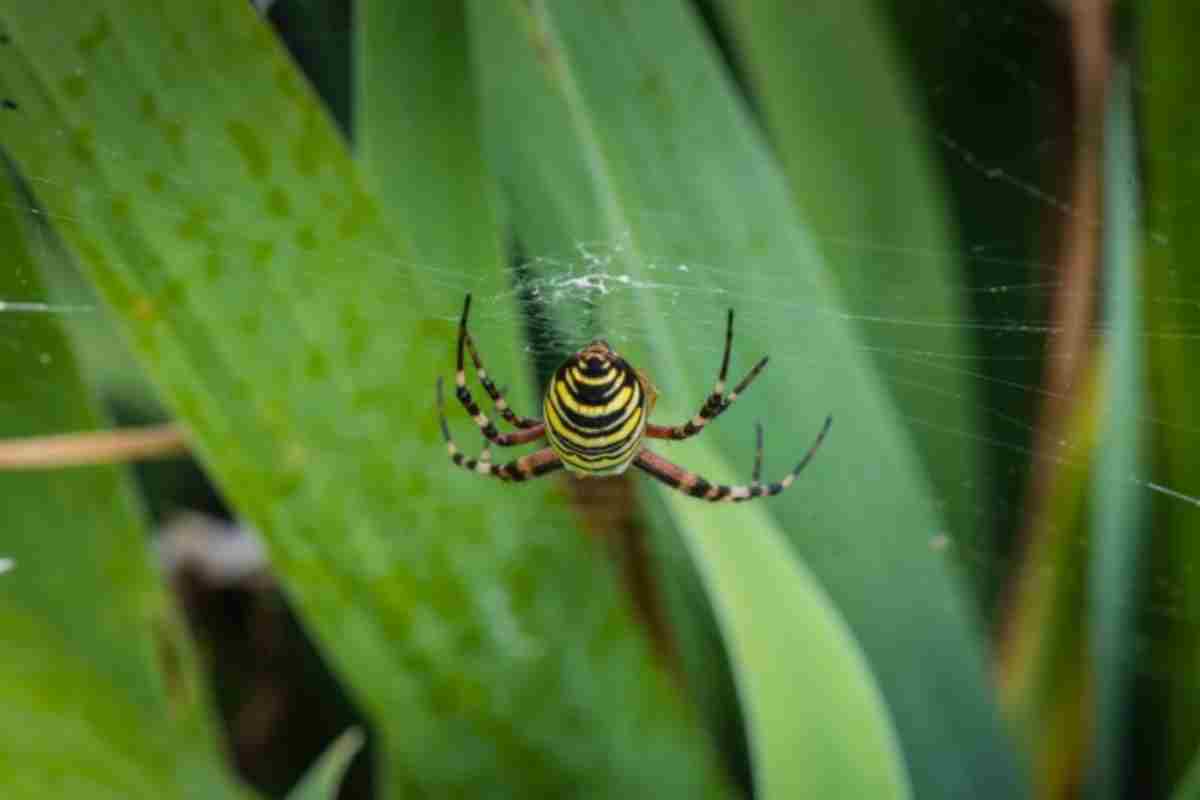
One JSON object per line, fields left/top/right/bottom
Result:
{"left": 471, "top": 1, "right": 1016, "bottom": 796}
{"left": 285, "top": 728, "right": 364, "bottom": 800}
{"left": 661, "top": 448, "right": 909, "bottom": 799}
{"left": 720, "top": 0, "right": 986, "bottom": 570}
{"left": 0, "top": 4, "right": 729, "bottom": 798}
{"left": 1141, "top": 0, "right": 1200, "bottom": 787}
{"left": 1088, "top": 64, "right": 1145, "bottom": 799}
{"left": 0, "top": 168, "right": 249, "bottom": 798}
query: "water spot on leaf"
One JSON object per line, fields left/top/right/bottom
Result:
{"left": 69, "top": 125, "right": 96, "bottom": 166}
{"left": 305, "top": 348, "right": 329, "bottom": 381}
{"left": 162, "top": 118, "right": 185, "bottom": 155}
{"left": 249, "top": 18, "right": 274, "bottom": 52}
{"left": 293, "top": 142, "right": 320, "bottom": 178}
{"left": 341, "top": 304, "right": 368, "bottom": 364}
{"left": 172, "top": 388, "right": 202, "bottom": 424}
{"left": 76, "top": 14, "right": 112, "bottom": 57}
{"left": 207, "top": 4, "right": 226, "bottom": 32}
{"left": 151, "top": 614, "right": 192, "bottom": 712}
{"left": 295, "top": 225, "right": 318, "bottom": 251}
{"left": 238, "top": 312, "right": 263, "bottom": 337}
{"left": 1, "top": 99, "right": 16, "bottom": 110}
{"left": 176, "top": 207, "right": 213, "bottom": 241}
{"left": 227, "top": 119, "right": 270, "bottom": 179}
{"left": 75, "top": 239, "right": 106, "bottom": 275}
{"left": 139, "top": 93, "right": 158, "bottom": 121}
{"left": 131, "top": 324, "right": 161, "bottom": 361}
{"left": 338, "top": 188, "right": 377, "bottom": 240}
{"left": 639, "top": 70, "right": 665, "bottom": 100}
{"left": 414, "top": 316, "right": 445, "bottom": 342}
{"left": 110, "top": 193, "right": 130, "bottom": 220}
{"left": 274, "top": 63, "right": 301, "bottom": 99}
{"left": 747, "top": 228, "right": 768, "bottom": 256}
{"left": 61, "top": 73, "right": 87, "bottom": 100}
{"left": 270, "top": 468, "right": 304, "bottom": 502}
{"left": 132, "top": 296, "right": 159, "bottom": 323}
{"left": 159, "top": 277, "right": 186, "bottom": 309}
{"left": 284, "top": 442, "right": 309, "bottom": 470}
{"left": 292, "top": 108, "right": 322, "bottom": 176}
{"left": 251, "top": 239, "right": 275, "bottom": 267}
{"left": 406, "top": 471, "right": 430, "bottom": 498}
{"left": 204, "top": 249, "right": 224, "bottom": 281}
{"left": 265, "top": 186, "right": 290, "bottom": 217}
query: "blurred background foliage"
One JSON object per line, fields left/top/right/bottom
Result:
{"left": 0, "top": 1, "right": 1196, "bottom": 798}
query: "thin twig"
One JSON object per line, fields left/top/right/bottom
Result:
{"left": 0, "top": 423, "right": 188, "bottom": 469}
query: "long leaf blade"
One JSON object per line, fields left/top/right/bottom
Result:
{"left": 470, "top": 1, "right": 1012, "bottom": 796}
{"left": 0, "top": 166, "right": 248, "bottom": 799}
{"left": 0, "top": 4, "right": 727, "bottom": 796}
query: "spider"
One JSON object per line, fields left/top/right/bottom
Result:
{"left": 436, "top": 294, "right": 832, "bottom": 502}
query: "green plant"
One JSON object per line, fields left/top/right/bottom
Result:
{"left": 1, "top": 2, "right": 1196, "bottom": 799}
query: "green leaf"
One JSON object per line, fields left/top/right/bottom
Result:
{"left": 0, "top": 168, "right": 249, "bottom": 799}
{"left": 0, "top": 3, "right": 727, "bottom": 797}
{"left": 1088, "top": 64, "right": 1145, "bottom": 799}
{"left": 661, "top": 448, "right": 910, "bottom": 799}
{"left": 285, "top": 728, "right": 364, "bottom": 800}
{"left": 1140, "top": 0, "right": 1200, "bottom": 786}
{"left": 471, "top": 1, "right": 1018, "bottom": 797}
{"left": 720, "top": 0, "right": 986, "bottom": 564}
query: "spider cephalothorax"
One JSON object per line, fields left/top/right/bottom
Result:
{"left": 436, "top": 294, "right": 831, "bottom": 502}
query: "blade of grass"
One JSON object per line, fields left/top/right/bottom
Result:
{"left": 0, "top": 4, "right": 729, "bottom": 797}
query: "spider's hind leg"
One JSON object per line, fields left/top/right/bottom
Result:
{"left": 634, "top": 416, "right": 832, "bottom": 502}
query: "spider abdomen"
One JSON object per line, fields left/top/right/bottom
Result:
{"left": 543, "top": 348, "right": 646, "bottom": 476}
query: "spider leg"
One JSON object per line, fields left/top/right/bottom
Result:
{"left": 751, "top": 421, "right": 764, "bottom": 487}
{"left": 646, "top": 308, "right": 769, "bottom": 441}
{"left": 634, "top": 416, "right": 832, "bottom": 502}
{"left": 458, "top": 293, "right": 542, "bottom": 430}
{"left": 449, "top": 298, "right": 546, "bottom": 446}
{"left": 478, "top": 432, "right": 493, "bottom": 466}
{"left": 437, "top": 379, "right": 562, "bottom": 480}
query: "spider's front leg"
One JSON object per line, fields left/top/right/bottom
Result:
{"left": 645, "top": 309, "right": 768, "bottom": 441}
{"left": 457, "top": 293, "right": 542, "bottom": 431}
{"left": 452, "top": 294, "right": 546, "bottom": 446}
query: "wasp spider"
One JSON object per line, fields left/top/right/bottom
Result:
{"left": 436, "top": 294, "right": 832, "bottom": 502}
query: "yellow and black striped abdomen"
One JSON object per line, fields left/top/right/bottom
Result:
{"left": 543, "top": 350, "right": 646, "bottom": 476}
